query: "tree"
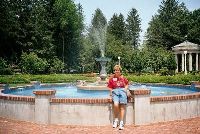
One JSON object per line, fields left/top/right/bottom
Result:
{"left": 106, "top": 34, "right": 133, "bottom": 73}
{"left": 0, "top": 0, "right": 85, "bottom": 74}
{"left": 53, "top": 0, "right": 84, "bottom": 72}
{"left": 107, "top": 13, "right": 126, "bottom": 43}
{"left": 187, "top": 9, "right": 200, "bottom": 44}
{"left": 27, "top": 1, "right": 55, "bottom": 59}
{"left": 146, "top": 0, "right": 189, "bottom": 50}
{"left": 165, "top": 52, "right": 177, "bottom": 71}
{"left": 79, "top": 35, "right": 96, "bottom": 73}
{"left": 0, "top": 0, "right": 25, "bottom": 62}
{"left": 0, "top": 0, "right": 55, "bottom": 63}
{"left": 126, "top": 8, "right": 142, "bottom": 49}
{"left": 140, "top": 46, "right": 176, "bottom": 73}
{"left": 91, "top": 8, "right": 107, "bottom": 29}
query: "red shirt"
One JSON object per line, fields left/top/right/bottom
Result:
{"left": 107, "top": 76, "right": 128, "bottom": 90}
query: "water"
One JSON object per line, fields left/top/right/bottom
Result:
{"left": 93, "top": 26, "right": 107, "bottom": 57}
{"left": 2, "top": 84, "right": 200, "bottom": 98}
{"left": 129, "top": 84, "right": 199, "bottom": 96}
{"left": 4, "top": 85, "right": 109, "bottom": 98}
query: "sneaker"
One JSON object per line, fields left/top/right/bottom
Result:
{"left": 112, "top": 119, "right": 118, "bottom": 128}
{"left": 119, "top": 121, "right": 124, "bottom": 130}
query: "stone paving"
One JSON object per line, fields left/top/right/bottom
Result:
{"left": 0, "top": 117, "right": 200, "bottom": 134}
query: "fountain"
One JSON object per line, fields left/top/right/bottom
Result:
{"left": 95, "top": 57, "right": 111, "bottom": 81}
{"left": 77, "top": 24, "right": 110, "bottom": 90}
{"left": 93, "top": 25, "right": 111, "bottom": 81}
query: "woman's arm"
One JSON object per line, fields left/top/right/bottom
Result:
{"left": 124, "top": 84, "right": 128, "bottom": 91}
{"left": 108, "top": 87, "right": 112, "bottom": 97}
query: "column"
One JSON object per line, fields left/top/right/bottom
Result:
{"left": 189, "top": 53, "right": 192, "bottom": 71}
{"left": 130, "top": 89, "right": 151, "bottom": 125}
{"left": 184, "top": 51, "right": 187, "bottom": 75}
{"left": 175, "top": 54, "right": 178, "bottom": 73}
{"left": 33, "top": 90, "right": 56, "bottom": 124}
{"left": 182, "top": 53, "right": 184, "bottom": 72}
{"left": 196, "top": 53, "right": 199, "bottom": 71}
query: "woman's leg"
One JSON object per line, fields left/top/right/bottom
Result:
{"left": 119, "top": 88, "right": 127, "bottom": 121}
{"left": 113, "top": 103, "right": 119, "bottom": 118}
{"left": 119, "top": 104, "right": 126, "bottom": 121}
{"left": 112, "top": 103, "right": 119, "bottom": 128}
{"left": 119, "top": 104, "right": 126, "bottom": 130}
{"left": 112, "top": 89, "right": 120, "bottom": 128}
{"left": 112, "top": 89, "right": 120, "bottom": 119}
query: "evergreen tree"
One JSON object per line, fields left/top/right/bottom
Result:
{"left": 91, "top": 8, "right": 107, "bottom": 29}
{"left": 107, "top": 13, "right": 126, "bottom": 43}
{"left": 126, "top": 8, "right": 141, "bottom": 49}
{"left": 187, "top": 9, "right": 200, "bottom": 44}
{"left": 146, "top": 0, "right": 189, "bottom": 50}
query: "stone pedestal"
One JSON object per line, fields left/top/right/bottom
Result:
{"left": 95, "top": 57, "right": 111, "bottom": 81}
{"left": 33, "top": 90, "right": 56, "bottom": 124}
{"left": 130, "top": 89, "right": 151, "bottom": 125}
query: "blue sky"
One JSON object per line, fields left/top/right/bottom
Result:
{"left": 74, "top": 0, "right": 200, "bottom": 42}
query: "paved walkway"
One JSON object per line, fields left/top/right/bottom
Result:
{"left": 0, "top": 117, "right": 200, "bottom": 134}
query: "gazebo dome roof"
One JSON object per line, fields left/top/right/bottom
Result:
{"left": 172, "top": 41, "right": 200, "bottom": 52}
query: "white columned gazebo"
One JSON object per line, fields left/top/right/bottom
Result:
{"left": 172, "top": 41, "right": 200, "bottom": 74}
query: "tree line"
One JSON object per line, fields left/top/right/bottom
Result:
{"left": 0, "top": 0, "right": 84, "bottom": 74}
{"left": 0, "top": 0, "right": 199, "bottom": 75}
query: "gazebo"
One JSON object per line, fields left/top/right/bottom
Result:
{"left": 172, "top": 41, "right": 200, "bottom": 74}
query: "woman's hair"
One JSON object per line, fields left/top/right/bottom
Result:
{"left": 113, "top": 65, "right": 122, "bottom": 71}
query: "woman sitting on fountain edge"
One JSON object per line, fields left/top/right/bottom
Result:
{"left": 107, "top": 65, "right": 129, "bottom": 130}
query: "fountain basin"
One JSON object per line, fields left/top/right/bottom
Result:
{"left": 1, "top": 83, "right": 200, "bottom": 126}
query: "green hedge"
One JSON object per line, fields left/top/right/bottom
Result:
{"left": 126, "top": 74, "right": 200, "bottom": 85}
{"left": 0, "top": 74, "right": 200, "bottom": 85}
{"left": 0, "top": 74, "right": 96, "bottom": 84}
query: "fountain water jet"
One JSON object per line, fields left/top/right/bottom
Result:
{"left": 93, "top": 25, "right": 111, "bottom": 81}
{"left": 77, "top": 25, "right": 110, "bottom": 90}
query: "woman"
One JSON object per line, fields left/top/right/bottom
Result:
{"left": 107, "top": 65, "right": 129, "bottom": 130}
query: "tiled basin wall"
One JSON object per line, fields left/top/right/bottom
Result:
{"left": 0, "top": 84, "right": 200, "bottom": 126}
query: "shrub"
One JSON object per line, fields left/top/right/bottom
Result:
{"left": 0, "top": 68, "right": 13, "bottom": 75}
{"left": 20, "top": 52, "right": 48, "bottom": 74}
{"left": 0, "top": 58, "right": 13, "bottom": 75}
{"left": 160, "top": 67, "right": 168, "bottom": 76}
{"left": 48, "top": 57, "right": 64, "bottom": 73}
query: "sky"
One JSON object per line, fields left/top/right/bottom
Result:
{"left": 74, "top": 0, "right": 200, "bottom": 42}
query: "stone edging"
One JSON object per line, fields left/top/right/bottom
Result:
{"left": 150, "top": 92, "right": 200, "bottom": 102}
{"left": 0, "top": 83, "right": 200, "bottom": 103}
{"left": 51, "top": 98, "right": 112, "bottom": 103}
{"left": 0, "top": 94, "right": 35, "bottom": 102}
